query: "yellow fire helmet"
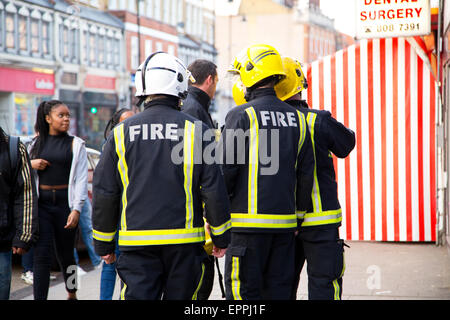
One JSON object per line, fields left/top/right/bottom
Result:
{"left": 228, "top": 44, "right": 286, "bottom": 89}
{"left": 232, "top": 79, "right": 247, "bottom": 105}
{"left": 275, "top": 57, "right": 308, "bottom": 101}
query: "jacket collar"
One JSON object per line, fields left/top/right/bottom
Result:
{"left": 246, "top": 87, "right": 277, "bottom": 102}
{"left": 188, "top": 86, "right": 211, "bottom": 111}
{"left": 285, "top": 99, "right": 309, "bottom": 110}
{"left": 143, "top": 96, "right": 181, "bottom": 111}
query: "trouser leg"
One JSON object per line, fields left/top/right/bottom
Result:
{"left": 291, "top": 233, "right": 306, "bottom": 299}
{"left": 116, "top": 248, "right": 164, "bottom": 300}
{"left": 300, "top": 227, "right": 345, "bottom": 300}
{"left": 162, "top": 244, "right": 208, "bottom": 300}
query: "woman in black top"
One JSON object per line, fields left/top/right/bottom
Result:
{"left": 29, "top": 100, "right": 88, "bottom": 300}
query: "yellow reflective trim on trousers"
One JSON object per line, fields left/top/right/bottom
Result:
{"left": 210, "top": 220, "right": 232, "bottom": 236}
{"left": 306, "top": 113, "right": 322, "bottom": 213}
{"left": 333, "top": 279, "right": 340, "bottom": 300}
{"left": 92, "top": 229, "right": 116, "bottom": 242}
{"left": 245, "top": 107, "right": 259, "bottom": 215}
{"left": 231, "top": 256, "right": 242, "bottom": 300}
{"left": 114, "top": 124, "right": 129, "bottom": 231}
{"left": 192, "top": 262, "right": 205, "bottom": 300}
{"left": 118, "top": 227, "right": 205, "bottom": 246}
{"left": 231, "top": 213, "right": 297, "bottom": 229}
{"left": 300, "top": 208, "right": 343, "bottom": 227}
{"left": 183, "top": 121, "right": 195, "bottom": 229}
{"left": 121, "top": 283, "right": 127, "bottom": 300}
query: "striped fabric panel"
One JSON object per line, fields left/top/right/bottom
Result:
{"left": 304, "top": 38, "right": 436, "bottom": 242}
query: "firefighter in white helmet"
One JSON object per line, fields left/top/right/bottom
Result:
{"left": 222, "top": 44, "right": 315, "bottom": 300}
{"left": 92, "top": 51, "right": 231, "bottom": 300}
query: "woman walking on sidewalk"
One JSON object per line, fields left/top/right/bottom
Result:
{"left": 29, "top": 100, "right": 88, "bottom": 300}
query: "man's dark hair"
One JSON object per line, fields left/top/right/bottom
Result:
{"left": 187, "top": 59, "right": 217, "bottom": 86}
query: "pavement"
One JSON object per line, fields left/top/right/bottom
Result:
{"left": 9, "top": 241, "right": 450, "bottom": 300}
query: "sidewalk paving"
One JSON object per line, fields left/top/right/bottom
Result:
{"left": 16, "top": 241, "right": 450, "bottom": 300}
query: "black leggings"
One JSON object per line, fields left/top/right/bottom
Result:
{"left": 33, "top": 188, "right": 77, "bottom": 300}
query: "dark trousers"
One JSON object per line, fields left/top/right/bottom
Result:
{"left": 197, "top": 255, "right": 215, "bottom": 300}
{"left": 291, "top": 227, "right": 346, "bottom": 300}
{"left": 225, "top": 232, "right": 295, "bottom": 300}
{"left": 116, "top": 243, "right": 208, "bottom": 300}
{"left": 33, "top": 189, "right": 77, "bottom": 300}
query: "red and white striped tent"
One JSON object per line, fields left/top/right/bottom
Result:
{"left": 303, "top": 37, "right": 437, "bottom": 242}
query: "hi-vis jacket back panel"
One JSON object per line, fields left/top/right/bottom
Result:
{"left": 92, "top": 98, "right": 231, "bottom": 255}
{"left": 296, "top": 103, "right": 355, "bottom": 228}
{"left": 221, "top": 89, "right": 314, "bottom": 233}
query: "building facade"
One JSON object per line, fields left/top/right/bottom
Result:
{"left": 214, "top": 0, "right": 354, "bottom": 126}
{"left": 0, "top": 0, "right": 126, "bottom": 150}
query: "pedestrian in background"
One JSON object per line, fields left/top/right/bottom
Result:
{"left": 181, "top": 59, "right": 220, "bottom": 300}
{"left": 0, "top": 126, "right": 38, "bottom": 300}
{"left": 29, "top": 100, "right": 88, "bottom": 300}
{"left": 99, "top": 107, "right": 134, "bottom": 300}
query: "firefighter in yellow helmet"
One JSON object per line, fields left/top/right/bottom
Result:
{"left": 221, "top": 44, "right": 315, "bottom": 300}
{"left": 274, "top": 57, "right": 355, "bottom": 300}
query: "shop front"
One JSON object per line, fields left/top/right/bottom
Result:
{"left": 82, "top": 90, "right": 118, "bottom": 150}
{"left": 0, "top": 66, "right": 55, "bottom": 136}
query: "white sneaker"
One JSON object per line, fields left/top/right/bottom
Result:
{"left": 50, "top": 273, "right": 57, "bottom": 281}
{"left": 21, "top": 271, "right": 33, "bottom": 285}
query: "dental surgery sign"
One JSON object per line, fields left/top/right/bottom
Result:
{"left": 356, "top": 0, "right": 430, "bottom": 39}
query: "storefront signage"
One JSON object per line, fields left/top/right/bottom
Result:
{"left": 356, "top": 0, "right": 431, "bottom": 39}
{"left": 0, "top": 67, "right": 55, "bottom": 95}
{"left": 84, "top": 74, "right": 116, "bottom": 90}
{"left": 35, "top": 79, "right": 54, "bottom": 90}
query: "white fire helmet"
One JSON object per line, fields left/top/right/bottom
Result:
{"left": 135, "top": 51, "right": 194, "bottom": 100}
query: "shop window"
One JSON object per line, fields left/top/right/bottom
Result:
{"left": 14, "top": 94, "right": 52, "bottom": 137}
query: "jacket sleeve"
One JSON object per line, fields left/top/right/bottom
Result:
{"left": 296, "top": 114, "right": 314, "bottom": 215}
{"left": 71, "top": 139, "right": 88, "bottom": 213}
{"left": 92, "top": 134, "right": 122, "bottom": 256}
{"left": 12, "top": 142, "right": 38, "bottom": 251}
{"left": 219, "top": 109, "right": 248, "bottom": 197}
{"left": 324, "top": 112, "right": 356, "bottom": 158}
{"left": 199, "top": 124, "right": 231, "bottom": 249}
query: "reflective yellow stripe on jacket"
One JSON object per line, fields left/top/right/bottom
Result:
{"left": 118, "top": 227, "right": 205, "bottom": 246}
{"left": 301, "top": 112, "right": 342, "bottom": 227}
{"left": 230, "top": 213, "right": 297, "bottom": 229}
{"left": 114, "top": 124, "right": 129, "bottom": 231}
{"left": 245, "top": 107, "right": 259, "bottom": 215}
{"left": 184, "top": 120, "right": 195, "bottom": 229}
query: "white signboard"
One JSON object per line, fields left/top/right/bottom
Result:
{"left": 356, "top": 0, "right": 431, "bottom": 39}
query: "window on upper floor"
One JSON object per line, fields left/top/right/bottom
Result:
{"left": 31, "top": 18, "right": 39, "bottom": 53}
{"left": 5, "top": 11, "right": 15, "bottom": 50}
{"left": 153, "top": 0, "right": 161, "bottom": 21}
{"left": 131, "top": 36, "right": 139, "bottom": 69}
{"left": 42, "top": 20, "right": 50, "bottom": 55}
{"left": 163, "top": 0, "right": 170, "bottom": 23}
{"left": 18, "top": 13, "right": 28, "bottom": 52}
